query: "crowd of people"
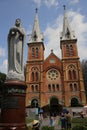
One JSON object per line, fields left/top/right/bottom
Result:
{"left": 60, "top": 111, "right": 72, "bottom": 130}
{"left": 31, "top": 110, "right": 86, "bottom": 130}
{"left": 31, "top": 111, "right": 72, "bottom": 130}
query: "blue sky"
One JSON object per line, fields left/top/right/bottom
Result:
{"left": 0, "top": 0, "right": 87, "bottom": 74}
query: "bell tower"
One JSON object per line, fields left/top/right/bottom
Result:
{"left": 26, "top": 9, "right": 45, "bottom": 107}
{"left": 60, "top": 6, "right": 86, "bottom": 107}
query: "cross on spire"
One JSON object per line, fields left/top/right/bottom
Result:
{"left": 63, "top": 5, "right": 66, "bottom": 10}
{"left": 35, "top": 8, "right": 38, "bottom": 13}
{"left": 60, "top": 5, "right": 75, "bottom": 40}
{"left": 29, "top": 8, "right": 44, "bottom": 43}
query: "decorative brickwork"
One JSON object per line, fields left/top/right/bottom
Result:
{"left": 26, "top": 8, "right": 86, "bottom": 112}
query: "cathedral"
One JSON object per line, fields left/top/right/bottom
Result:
{"left": 26, "top": 7, "right": 86, "bottom": 113}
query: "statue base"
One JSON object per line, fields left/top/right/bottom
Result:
{"left": 0, "top": 80, "right": 27, "bottom": 130}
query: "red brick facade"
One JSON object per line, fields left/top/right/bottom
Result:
{"left": 25, "top": 9, "right": 86, "bottom": 110}
{"left": 26, "top": 39, "right": 86, "bottom": 108}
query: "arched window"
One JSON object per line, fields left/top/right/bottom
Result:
{"left": 32, "top": 48, "right": 35, "bottom": 58}
{"left": 68, "top": 70, "right": 72, "bottom": 80}
{"left": 36, "top": 48, "right": 38, "bottom": 58}
{"left": 31, "top": 67, "right": 39, "bottom": 82}
{"left": 74, "top": 83, "right": 77, "bottom": 91}
{"left": 31, "top": 85, "right": 34, "bottom": 92}
{"left": 66, "top": 28, "right": 70, "bottom": 38}
{"left": 35, "top": 85, "right": 38, "bottom": 92}
{"left": 48, "top": 84, "right": 51, "bottom": 92}
{"left": 36, "top": 72, "right": 38, "bottom": 81}
{"left": 67, "top": 65, "right": 77, "bottom": 80}
{"left": 66, "top": 45, "right": 70, "bottom": 56}
{"left": 70, "top": 45, "right": 74, "bottom": 56}
{"left": 73, "top": 70, "right": 76, "bottom": 79}
{"left": 52, "top": 84, "right": 55, "bottom": 92}
{"left": 33, "top": 31, "right": 37, "bottom": 41}
{"left": 56, "top": 84, "right": 59, "bottom": 91}
{"left": 70, "top": 83, "right": 73, "bottom": 91}
{"left": 31, "top": 72, "right": 34, "bottom": 81}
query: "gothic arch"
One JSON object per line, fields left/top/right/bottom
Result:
{"left": 36, "top": 47, "right": 38, "bottom": 58}
{"left": 45, "top": 66, "right": 61, "bottom": 73}
{"left": 50, "top": 96, "right": 59, "bottom": 106}
{"left": 49, "top": 96, "right": 62, "bottom": 115}
{"left": 67, "top": 64, "right": 76, "bottom": 70}
{"left": 70, "top": 97, "right": 80, "bottom": 107}
{"left": 31, "top": 98, "right": 39, "bottom": 108}
{"left": 31, "top": 66, "right": 39, "bottom": 81}
{"left": 32, "top": 47, "right": 35, "bottom": 58}
{"left": 66, "top": 64, "right": 77, "bottom": 80}
{"left": 66, "top": 44, "right": 74, "bottom": 56}
{"left": 31, "top": 66, "right": 39, "bottom": 71}
{"left": 31, "top": 72, "right": 34, "bottom": 81}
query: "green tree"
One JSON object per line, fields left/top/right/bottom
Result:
{"left": 0, "top": 72, "right": 6, "bottom": 108}
{"left": 81, "top": 60, "right": 87, "bottom": 101}
{"left": 0, "top": 71, "right": 6, "bottom": 94}
{"left": 0, "top": 72, "right": 6, "bottom": 87}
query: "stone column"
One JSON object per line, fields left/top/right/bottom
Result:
{"left": 0, "top": 80, "right": 27, "bottom": 130}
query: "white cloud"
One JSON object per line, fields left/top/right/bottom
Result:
{"left": 0, "top": 59, "right": 7, "bottom": 74}
{"left": 32, "top": 0, "right": 41, "bottom": 7}
{"left": 44, "top": 0, "right": 59, "bottom": 7}
{"left": 44, "top": 10, "right": 87, "bottom": 61}
{"left": 68, "top": 10, "right": 87, "bottom": 60}
{"left": 0, "top": 47, "right": 5, "bottom": 56}
{"left": 0, "top": 47, "right": 7, "bottom": 73}
{"left": 68, "top": 0, "right": 79, "bottom": 4}
{"left": 44, "top": 15, "right": 62, "bottom": 59}
{"left": 32, "top": 0, "right": 59, "bottom": 8}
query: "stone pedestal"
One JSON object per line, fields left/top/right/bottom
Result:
{"left": 0, "top": 80, "right": 27, "bottom": 130}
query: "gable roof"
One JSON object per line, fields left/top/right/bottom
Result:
{"left": 43, "top": 51, "right": 62, "bottom": 71}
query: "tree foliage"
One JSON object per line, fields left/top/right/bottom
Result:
{"left": 81, "top": 60, "right": 87, "bottom": 99}
{"left": 0, "top": 72, "right": 6, "bottom": 92}
{"left": 0, "top": 72, "right": 6, "bottom": 108}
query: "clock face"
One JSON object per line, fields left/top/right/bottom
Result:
{"left": 47, "top": 69, "right": 59, "bottom": 80}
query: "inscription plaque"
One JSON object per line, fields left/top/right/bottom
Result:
{"left": 1, "top": 97, "right": 19, "bottom": 109}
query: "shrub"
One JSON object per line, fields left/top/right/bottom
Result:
{"left": 41, "top": 126, "right": 54, "bottom": 130}
{"left": 84, "top": 126, "right": 87, "bottom": 130}
{"left": 26, "top": 126, "right": 32, "bottom": 130}
{"left": 72, "top": 125, "right": 84, "bottom": 130}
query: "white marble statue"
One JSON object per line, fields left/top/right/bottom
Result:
{"left": 7, "top": 18, "right": 26, "bottom": 81}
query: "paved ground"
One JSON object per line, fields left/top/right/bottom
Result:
{"left": 27, "top": 116, "right": 61, "bottom": 130}
{"left": 41, "top": 116, "right": 61, "bottom": 130}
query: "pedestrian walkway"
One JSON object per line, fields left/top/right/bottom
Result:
{"left": 41, "top": 116, "right": 61, "bottom": 130}
{"left": 27, "top": 116, "right": 61, "bottom": 130}
{"left": 54, "top": 116, "right": 61, "bottom": 130}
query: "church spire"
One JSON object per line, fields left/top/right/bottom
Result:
{"left": 29, "top": 8, "right": 44, "bottom": 43}
{"left": 60, "top": 5, "right": 75, "bottom": 40}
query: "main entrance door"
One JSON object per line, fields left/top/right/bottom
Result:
{"left": 50, "top": 97, "right": 62, "bottom": 116}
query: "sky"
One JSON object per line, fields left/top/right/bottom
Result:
{"left": 0, "top": 0, "right": 87, "bottom": 74}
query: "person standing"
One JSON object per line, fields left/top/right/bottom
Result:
{"left": 39, "top": 113, "right": 43, "bottom": 126}
{"left": 60, "top": 114, "right": 67, "bottom": 130}
{"left": 65, "top": 111, "right": 72, "bottom": 130}
{"left": 50, "top": 115, "right": 54, "bottom": 126}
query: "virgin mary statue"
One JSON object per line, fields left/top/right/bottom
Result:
{"left": 7, "top": 18, "right": 26, "bottom": 81}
